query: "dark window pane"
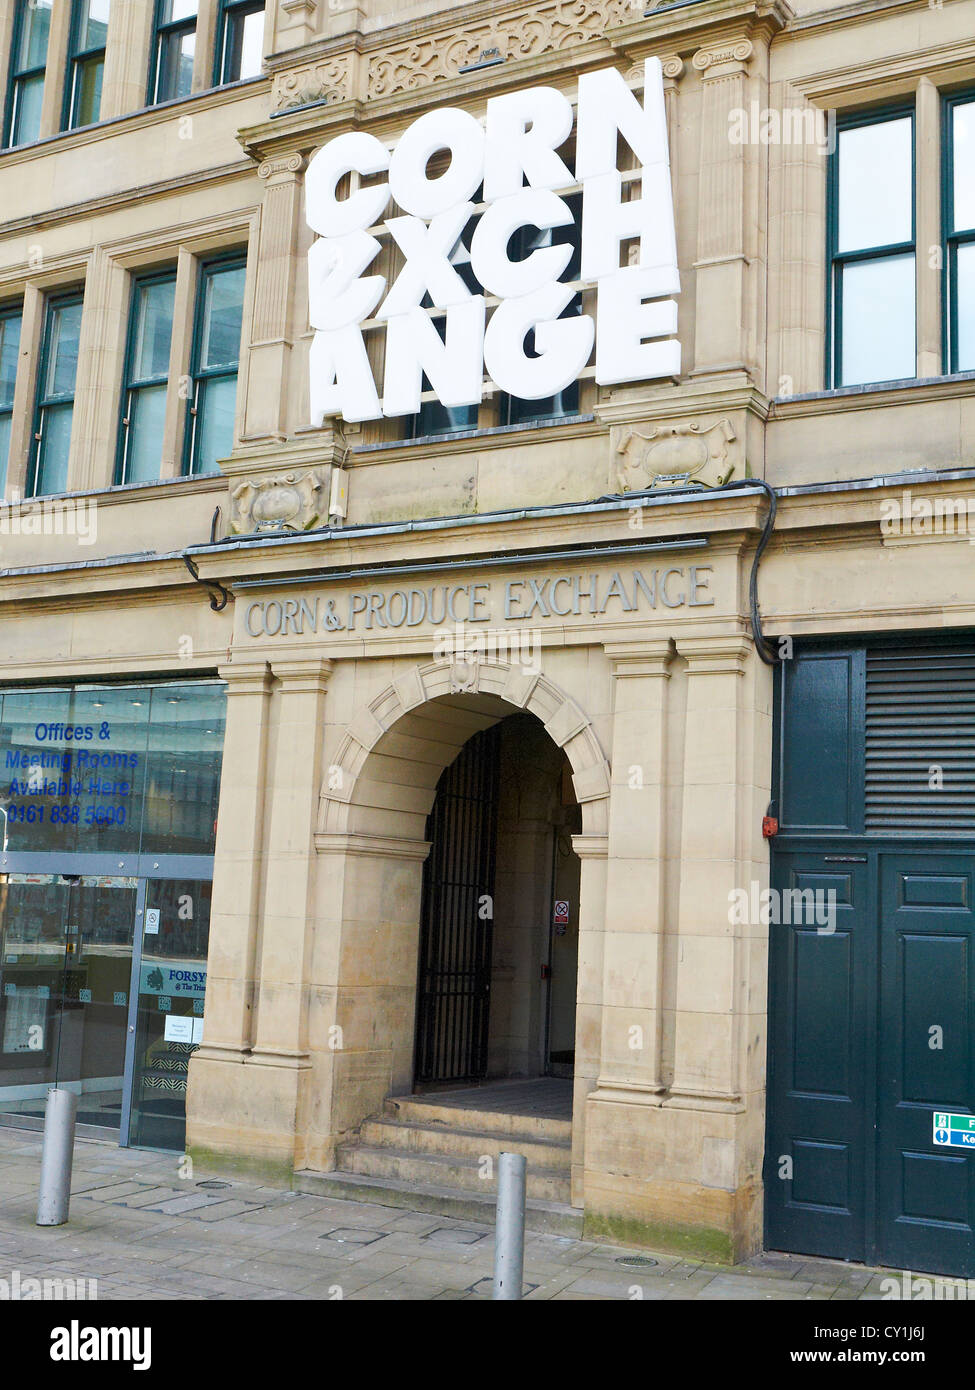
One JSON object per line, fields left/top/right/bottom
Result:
{"left": 11, "top": 73, "right": 44, "bottom": 145}
{"left": 133, "top": 279, "right": 175, "bottom": 381}
{"left": 124, "top": 382, "right": 168, "bottom": 484}
{"left": 79, "top": 0, "right": 110, "bottom": 49}
{"left": 223, "top": 5, "right": 264, "bottom": 82}
{"left": 35, "top": 401, "right": 73, "bottom": 494}
{"left": 17, "top": 0, "right": 51, "bottom": 69}
{"left": 839, "top": 253, "right": 915, "bottom": 385}
{"left": 139, "top": 684, "right": 226, "bottom": 854}
{"left": 156, "top": 29, "right": 195, "bottom": 102}
{"left": 45, "top": 302, "right": 83, "bottom": 398}
{"left": 200, "top": 266, "right": 244, "bottom": 369}
{"left": 837, "top": 118, "right": 913, "bottom": 254}
{"left": 72, "top": 54, "right": 104, "bottom": 127}
{"left": 0, "top": 314, "right": 21, "bottom": 407}
{"left": 193, "top": 374, "right": 236, "bottom": 472}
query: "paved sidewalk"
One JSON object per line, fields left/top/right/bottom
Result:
{"left": 0, "top": 1127, "right": 903, "bottom": 1301}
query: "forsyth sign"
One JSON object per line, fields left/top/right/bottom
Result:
{"left": 306, "top": 59, "right": 680, "bottom": 424}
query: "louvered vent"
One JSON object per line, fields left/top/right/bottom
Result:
{"left": 865, "top": 647, "right": 975, "bottom": 832}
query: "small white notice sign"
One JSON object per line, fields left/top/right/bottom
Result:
{"left": 164, "top": 1015, "right": 194, "bottom": 1044}
{"left": 192, "top": 1018, "right": 204, "bottom": 1045}
{"left": 145, "top": 909, "right": 161, "bottom": 936}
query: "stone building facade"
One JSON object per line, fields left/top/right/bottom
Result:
{"left": 0, "top": 0, "right": 973, "bottom": 1276}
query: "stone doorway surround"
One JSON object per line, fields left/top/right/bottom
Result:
{"left": 188, "top": 629, "right": 772, "bottom": 1264}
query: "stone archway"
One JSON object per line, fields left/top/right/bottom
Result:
{"left": 301, "top": 657, "right": 610, "bottom": 1187}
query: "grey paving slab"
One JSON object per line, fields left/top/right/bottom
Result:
{"left": 0, "top": 1127, "right": 913, "bottom": 1302}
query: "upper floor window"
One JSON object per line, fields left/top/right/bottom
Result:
{"left": 946, "top": 94, "right": 975, "bottom": 374}
{"left": 185, "top": 257, "right": 245, "bottom": 475}
{"left": 29, "top": 293, "right": 84, "bottom": 499}
{"left": 0, "top": 305, "right": 22, "bottom": 495}
{"left": 149, "top": 0, "right": 197, "bottom": 106}
{"left": 827, "top": 109, "right": 916, "bottom": 388}
{"left": 215, "top": 0, "right": 264, "bottom": 85}
{"left": 4, "top": 0, "right": 51, "bottom": 149}
{"left": 64, "top": 0, "right": 110, "bottom": 131}
{"left": 117, "top": 270, "right": 176, "bottom": 486}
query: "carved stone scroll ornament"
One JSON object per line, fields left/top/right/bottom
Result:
{"left": 367, "top": 0, "right": 631, "bottom": 99}
{"left": 271, "top": 55, "right": 350, "bottom": 111}
{"left": 615, "top": 418, "right": 738, "bottom": 492}
{"left": 231, "top": 469, "right": 327, "bottom": 534}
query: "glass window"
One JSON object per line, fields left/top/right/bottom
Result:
{"left": 185, "top": 258, "right": 245, "bottom": 475}
{"left": 117, "top": 272, "right": 176, "bottom": 485}
{"left": 29, "top": 295, "right": 84, "bottom": 498}
{"left": 216, "top": 1, "right": 264, "bottom": 85}
{"left": 947, "top": 96, "right": 975, "bottom": 373}
{"left": 64, "top": 0, "right": 110, "bottom": 130}
{"left": 0, "top": 679, "right": 226, "bottom": 857}
{"left": 0, "top": 307, "right": 22, "bottom": 496}
{"left": 5, "top": 0, "right": 52, "bottom": 148}
{"left": 828, "top": 112, "right": 916, "bottom": 387}
{"left": 150, "top": 0, "right": 198, "bottom": 105}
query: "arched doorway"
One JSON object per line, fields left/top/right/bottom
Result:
{"left": 413, "top": 712, "right": 581, "bottom": 1091}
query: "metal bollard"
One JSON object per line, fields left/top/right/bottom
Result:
{"left": 493, "top": 1151, "right": 526, "bottom": 1300}
{"left": 36, "top": 1088, "right": 78, "bottom": 1227}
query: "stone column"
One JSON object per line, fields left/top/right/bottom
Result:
{"left": 570, "top": 832, "right": 608, "bottom": 1208}
{"left": 70, "top": 249, "right": 128, "bottom": 491}
{"left": 243, "top": 153, "right": 307, "bottom": 442}
{"left": 592, "top": 641, "right": 673, "bottom": 1102}
{"left": 192, "top": 0, "right": 220, "bottom": 93}
{"left": 691, "top": 41, "right": 757, "bottom": 377}
{"left": 101, "top": 0, "right": 155, "bottom": 120}
{"left": 38, "top": 0, "right": 72, "bottom": 139}
{"left": 916, "top": 76, "right": 942, "bottom": 379}
{"left": 669, "top": 634, "right": 752, "bottom": 1104}
{"left": 187, "top": 660, "right": 273, "bottom": 1158}
{"left": 5, "top": 282, "right": 43, "bottom": 498}
{"left": 245, "top": 659, "right": 332, "bottom": 1131}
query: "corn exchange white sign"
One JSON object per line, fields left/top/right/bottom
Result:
{"left": 306, "top": 59, "right": 680, "bottom": 424}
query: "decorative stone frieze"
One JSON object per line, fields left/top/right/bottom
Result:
{"left": 271, "top": 53, "right": 351, "bottom": 110}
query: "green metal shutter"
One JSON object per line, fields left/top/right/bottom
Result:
{"left": 865, "top": 646, "right": 975, "bottom": 832}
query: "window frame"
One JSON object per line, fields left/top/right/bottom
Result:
{"left": 0, "top": 301, "right": 23, "bottom": 495}
{"left": 148, "top": 0, "right": 198, "bottom": 107}
{"left": 943, "top": 88, "right": 975, "bottom": 376}
{"left": 28, "top": 290, "right": 85, "bottom": 500}
{"left": 213, "top": 0, "right": 264, "bottom": 87}
{"left": 115, "top": 266, "right": 178, "bottom": 487}
{"left": 182, "top": 252, "right": 246, "bottom": 477}
{"left": 825, "top": 102, "right": 918, "bottom": 390}
{"left": 62, "top": 0, "right": 109, "bottom": 133}
{"left": 3, "top": 0, "right": 51, "bottom": 150}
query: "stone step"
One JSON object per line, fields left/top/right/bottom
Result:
{"left": 292, "top": 1167, "right": 584, "bottom": 1238}
{"left": 382, "top": 1092, "right": 572, "bottom": 1143}
{"left": 335, "top": 1141, "right": 571, "bottom": 1204}
{"left": 359, "top": 1115, "right": 571, "bottom": 1169}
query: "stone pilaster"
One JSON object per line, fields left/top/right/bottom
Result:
{"left": 243, "top": 153, "right": 308, "bottom": 444}
{"left": 691, "top": 41, "right": 756, "bottom": 378}
{"left": 669, "top": 633, "right": 752, "bottom": 1106}
{"left": 590, "top": 641, "right": 673, "bottom": 1103}
{"left": 101, "top": 0, "right": 155, "bottom": 120}
{"left": 916, "top": 76, "right": 942, "bottom": 379}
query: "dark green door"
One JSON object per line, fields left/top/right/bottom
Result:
{"left": 767, "top": 848, "right": 975, "bottom": 1276}
{"left": 765, "top": 852, "right": 873, "bottom": 1262}
{"left": 876, "top": 854, "right": 975, "bottom": 1274}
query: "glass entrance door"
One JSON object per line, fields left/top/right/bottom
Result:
{"left": 128, "top": 879, "right": 211, "bottom": 1151}
{"left": 0, "top": 874, "right": 138, "bottom": 1131}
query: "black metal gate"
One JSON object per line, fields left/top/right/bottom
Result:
{"left": 414, "top": 724, "right": 501, "bottom": 1085}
